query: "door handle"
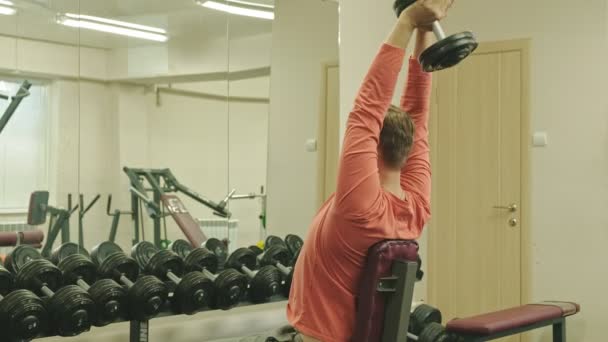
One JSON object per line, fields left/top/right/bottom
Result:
{"left": 493, "top": 203, "right": 518, "bottom": 212}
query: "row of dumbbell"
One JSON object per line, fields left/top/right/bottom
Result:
{"left": 0, "top": 235, "right": 303, "bottom": 340}
{"left": 407, "top": 303, "right": 448, "bottom": 342}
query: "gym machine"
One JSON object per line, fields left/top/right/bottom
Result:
{"left": 0, "top": 80, "right": 31, "bottom": 135}
{"left": 225, "top": 186, "right": 267, "bottom": 241}
{"left": 123, "top": 167, "right": 233, "bottom": 249}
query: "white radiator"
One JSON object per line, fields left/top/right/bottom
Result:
{"left": 197, "top": 219, "right": 239, "bottom": 253}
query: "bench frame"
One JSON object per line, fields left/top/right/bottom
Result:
{"left": 381, "top": 260, "right": 568, "bottom": 342}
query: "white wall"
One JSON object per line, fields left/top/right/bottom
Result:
{"left": 340, "top": 1, "right": 608, "bottom": 341}
{"left": 266, "top": 0, "right": 339, "bottom": 239}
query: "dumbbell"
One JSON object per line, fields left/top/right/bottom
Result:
{"left": 250, "top": 245, "right": 293, "bottom": 297}
{"left": 170, "top": 239, "right": 248, "bottom": 310}
{"left": 0, "top": 265, "right": 47, "bottom": 340}
{"left": 203, "top": 238, "right": 229, "bottom": 268}
{"left": 5, "top": 245, "right": 95, "bottom": 336}
{"left": 265, "top": 235, "right": 304, "bottom": 267}
{"left": 132, "top": 241, "right": 214, "bottom": 315}
{"left": 91, "top": 241, "right": 168, "bottom": 321}
{"left": 393, "top": 0, "right": 478, "bottom": 72}
{"left": 51, "top": 243, "right": 127, "bottom": 326}
{"left": 408, "top": 322, "right": 448, "bottom": 342}
{"left": 225, "top": 248, "right": 282, "bottom": 303}
{"left": 408, "top": 304, "right": 443, "bottom": 341}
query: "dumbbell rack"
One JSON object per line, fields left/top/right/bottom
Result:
{"left": 24, "top": 296, "right": 288, "bottom": 342}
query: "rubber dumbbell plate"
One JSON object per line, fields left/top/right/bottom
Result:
{"left": 15, "top": 259, "right": 63, "bottom": 294}
{"left": 127, "top": 275, "right": 168, "bottom": 321}
{"left": 214, "top": 269, "right": 247, "bottom": 310}
{"left": 285, "top": 235, "right": 304, "bottom": 256}
{"left": 91, "top": 241, "right": 123, "bottom": 266}
{"left": 418, "top": 322, "right": 447, "bottom": 342}
{"left": 419, "top": 32, "right": 478, "bottom": 72}
{"left": 51, "top": 243, "right": 90, "bottom": 265}
{"left": 249, "top": 265, "right": 281, "bottom": 303}
{"left": 6, "top": 245, "right": 43, "bottom": 274}
{"left": 48, "top": 285, "right": 95, "bottom": 337}
{"left": 99, "top": 252, "right": 139, "bottom": 281}
{"left": 185, "top": 248, "right": 218, "bottom": 273}
{"left": 173, "top": 272, "right": 214, "bottom": 314}
{"left": 88, "top": 279, "right": 127, "bottom": 327}
{"left": 169, "top": 239, "right": 193, "bottom": 258}
{"left": 0, "top": 289, "right": 47, "bottom": 340}
{"left": 410, "top": 304, "right": 442, "bottom": 335}
{"left": 58, "top": 254, "right": 97, "bottom": 285}
{"left": 0, "top": 266, "right": 14, "bottom": 296}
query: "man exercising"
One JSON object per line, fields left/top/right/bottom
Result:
{"left": 287, "top": 1, "right": 454, "bottom": 341}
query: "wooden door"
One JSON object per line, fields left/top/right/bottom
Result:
{"left": 428, "top": 40, "right": 530, "bottom": 342}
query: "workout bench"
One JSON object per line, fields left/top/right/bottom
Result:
{"left": 353, "top": 240, "right": 580, "bottom": 342}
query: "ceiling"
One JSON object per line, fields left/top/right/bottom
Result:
{"left": 1, "top": 0, "right": 273, "bottom": 49}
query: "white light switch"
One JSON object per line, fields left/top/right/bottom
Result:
{"left": 305, "top": 139, "right": 318, "bottom": 152}
{"left": 532, "top": 132, "right": 548, "bottom": 147}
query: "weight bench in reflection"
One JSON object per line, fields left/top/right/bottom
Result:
{"left": 353, "top": 240, "right": 580, "bottom": 342}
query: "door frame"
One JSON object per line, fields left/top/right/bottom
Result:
{"left": 317, "top": 61, "right": 339, "bottom": 208}
{"left": 427, "top": 39, "right": 532, "bottom": 311}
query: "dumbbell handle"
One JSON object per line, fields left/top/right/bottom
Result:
{"left": 40, "top": 285, "right": 54, "bottom": 297}
{"left": 407, "top": 332, "right": 418, "bottom": 341}
{"left": 202, "top": 268, "right": 217, "bottom": 281}
{"left": 240, "top": 265, "right": 256, "bottom": 279}
{"left": 76, "top": 278, "right": 90, "bottom": 291}
{"left": 166, "top": 271, "right": 181, "bottom": 284}
{"left": 276, "top": 263, "right": 292, "bottom": 276}
{"left": 432, "top": 21, "right": 446, "bottom": 40}
{"left": 120, "top": 275, "right": 135, "bottom": 288}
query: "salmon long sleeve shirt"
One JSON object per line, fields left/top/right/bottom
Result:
{"left": 286, "top": 43, "right": 432, "bottom": 342}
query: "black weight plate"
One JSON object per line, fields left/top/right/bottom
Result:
{"left": 6, "top": 245, "right": 43, "bottom": 274}
{"left": 127, "top": 275, "right": 168, "bottom": 321}
{"left": 88, "top": 279, "right": 127, "bottom": 327}
{"left": 173, "top": 272, "right": 214, "bottom": 315}
{"left": 264, "top": 236, "right": 286, "bottom": 249}
{"left": 205, "top": 238, "right": 228, "bottom": 265}
{"left": 184, "top": 248, "right": 218, "bottom": 274}
{"left": 416, "top": 255, "right": 424, "bottom": 281}
{"left": 99, "top": 252, "right": 139, "bottom": 282}
{"left": 131, "top": 241, "right": 159, "bottom": 269}
{"left": 281, "top": 268, "right": 294, "bottom": 298}
{"left": 58, "top": 254, "right": 97, "bottom": 285}
{"left": 51, "top": 243, "right": 90, "bottom": 265}
{"left": 249, "top": 245, "right": 264, "bottom": 256}
{"left": 0, "top": 289, "right": 48, "bottom": 341}
{"left": 290, "top": 247, "right": 301, "bottom": 267}
{"left": 214, "top": 269, "right": 247, "bottom": 310}
{"left": 393, "top": 0, "right": 416, "bottom": 17}
{"left": 418, "top": 322, "right": 447, "bottom": 342}
{"left": 226, "top": 248, "right": 257, "bottom": 271}
{"left": 146, "top": 250, "right": 184, "bottom": 279}
{"left": 48, "top": 285, "right": 95, "bottom": 337}
{"left": 419, "top": 32, "right": 478, "bottom": 72}
{"left": 285, "top": 235, "right": 304, "bottom": 256}
{"left": 91, "top": 241, "right": 124, "bottom": 266}
{"left": 16, "top": 259, "right": 62, "bottom": 294}
{"left": 169, "top": 239, "right": 193, "bottom": 258}
{"left": 261, "top": 245, "right": 291, "bottom": 267}
{"left": 410, "top": 304, "right": 443, "bottom": 335}
{"left": 0, "top": 265, "right": 14, "bottom": 296}
{"left": 249, "top": 265, "right": 281, "bottom": 303}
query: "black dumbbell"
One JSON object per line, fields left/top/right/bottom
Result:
{"left": 170, "top": 239, "right": 248, "bottom": 310}
{"left": 6, "top": 245, "right": 95, "bottom": 337}
{"left": 0, "top": 264, "right": 47, "bottom": 341}
{"left": 204, "top": 238, "right": 229, "bottom": 268}
{"left": 408, "top": 322, "right": 448, "bottom": 342}
{"left": 132, "top": 241, "right": 214, "bottom": 315}
{"left": 409, "top": 304, "right": 443, "bottom": 338}
{"left": 91, "top": 241, "right": 168, "bottom": 321}
{"left": 250, "top": 245, "right": 293, "bottom": 297}
{"left": 51, "top": 243, "right": 127, "bottom": 326}
{"left": 284, "top": 234, "right": 304, "bottom": 257}
{"left": 393, "top": 0, "right": 478, "bottom": 72}
{"left": 225, "top": 248, "right": 281, "bottom": 303}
